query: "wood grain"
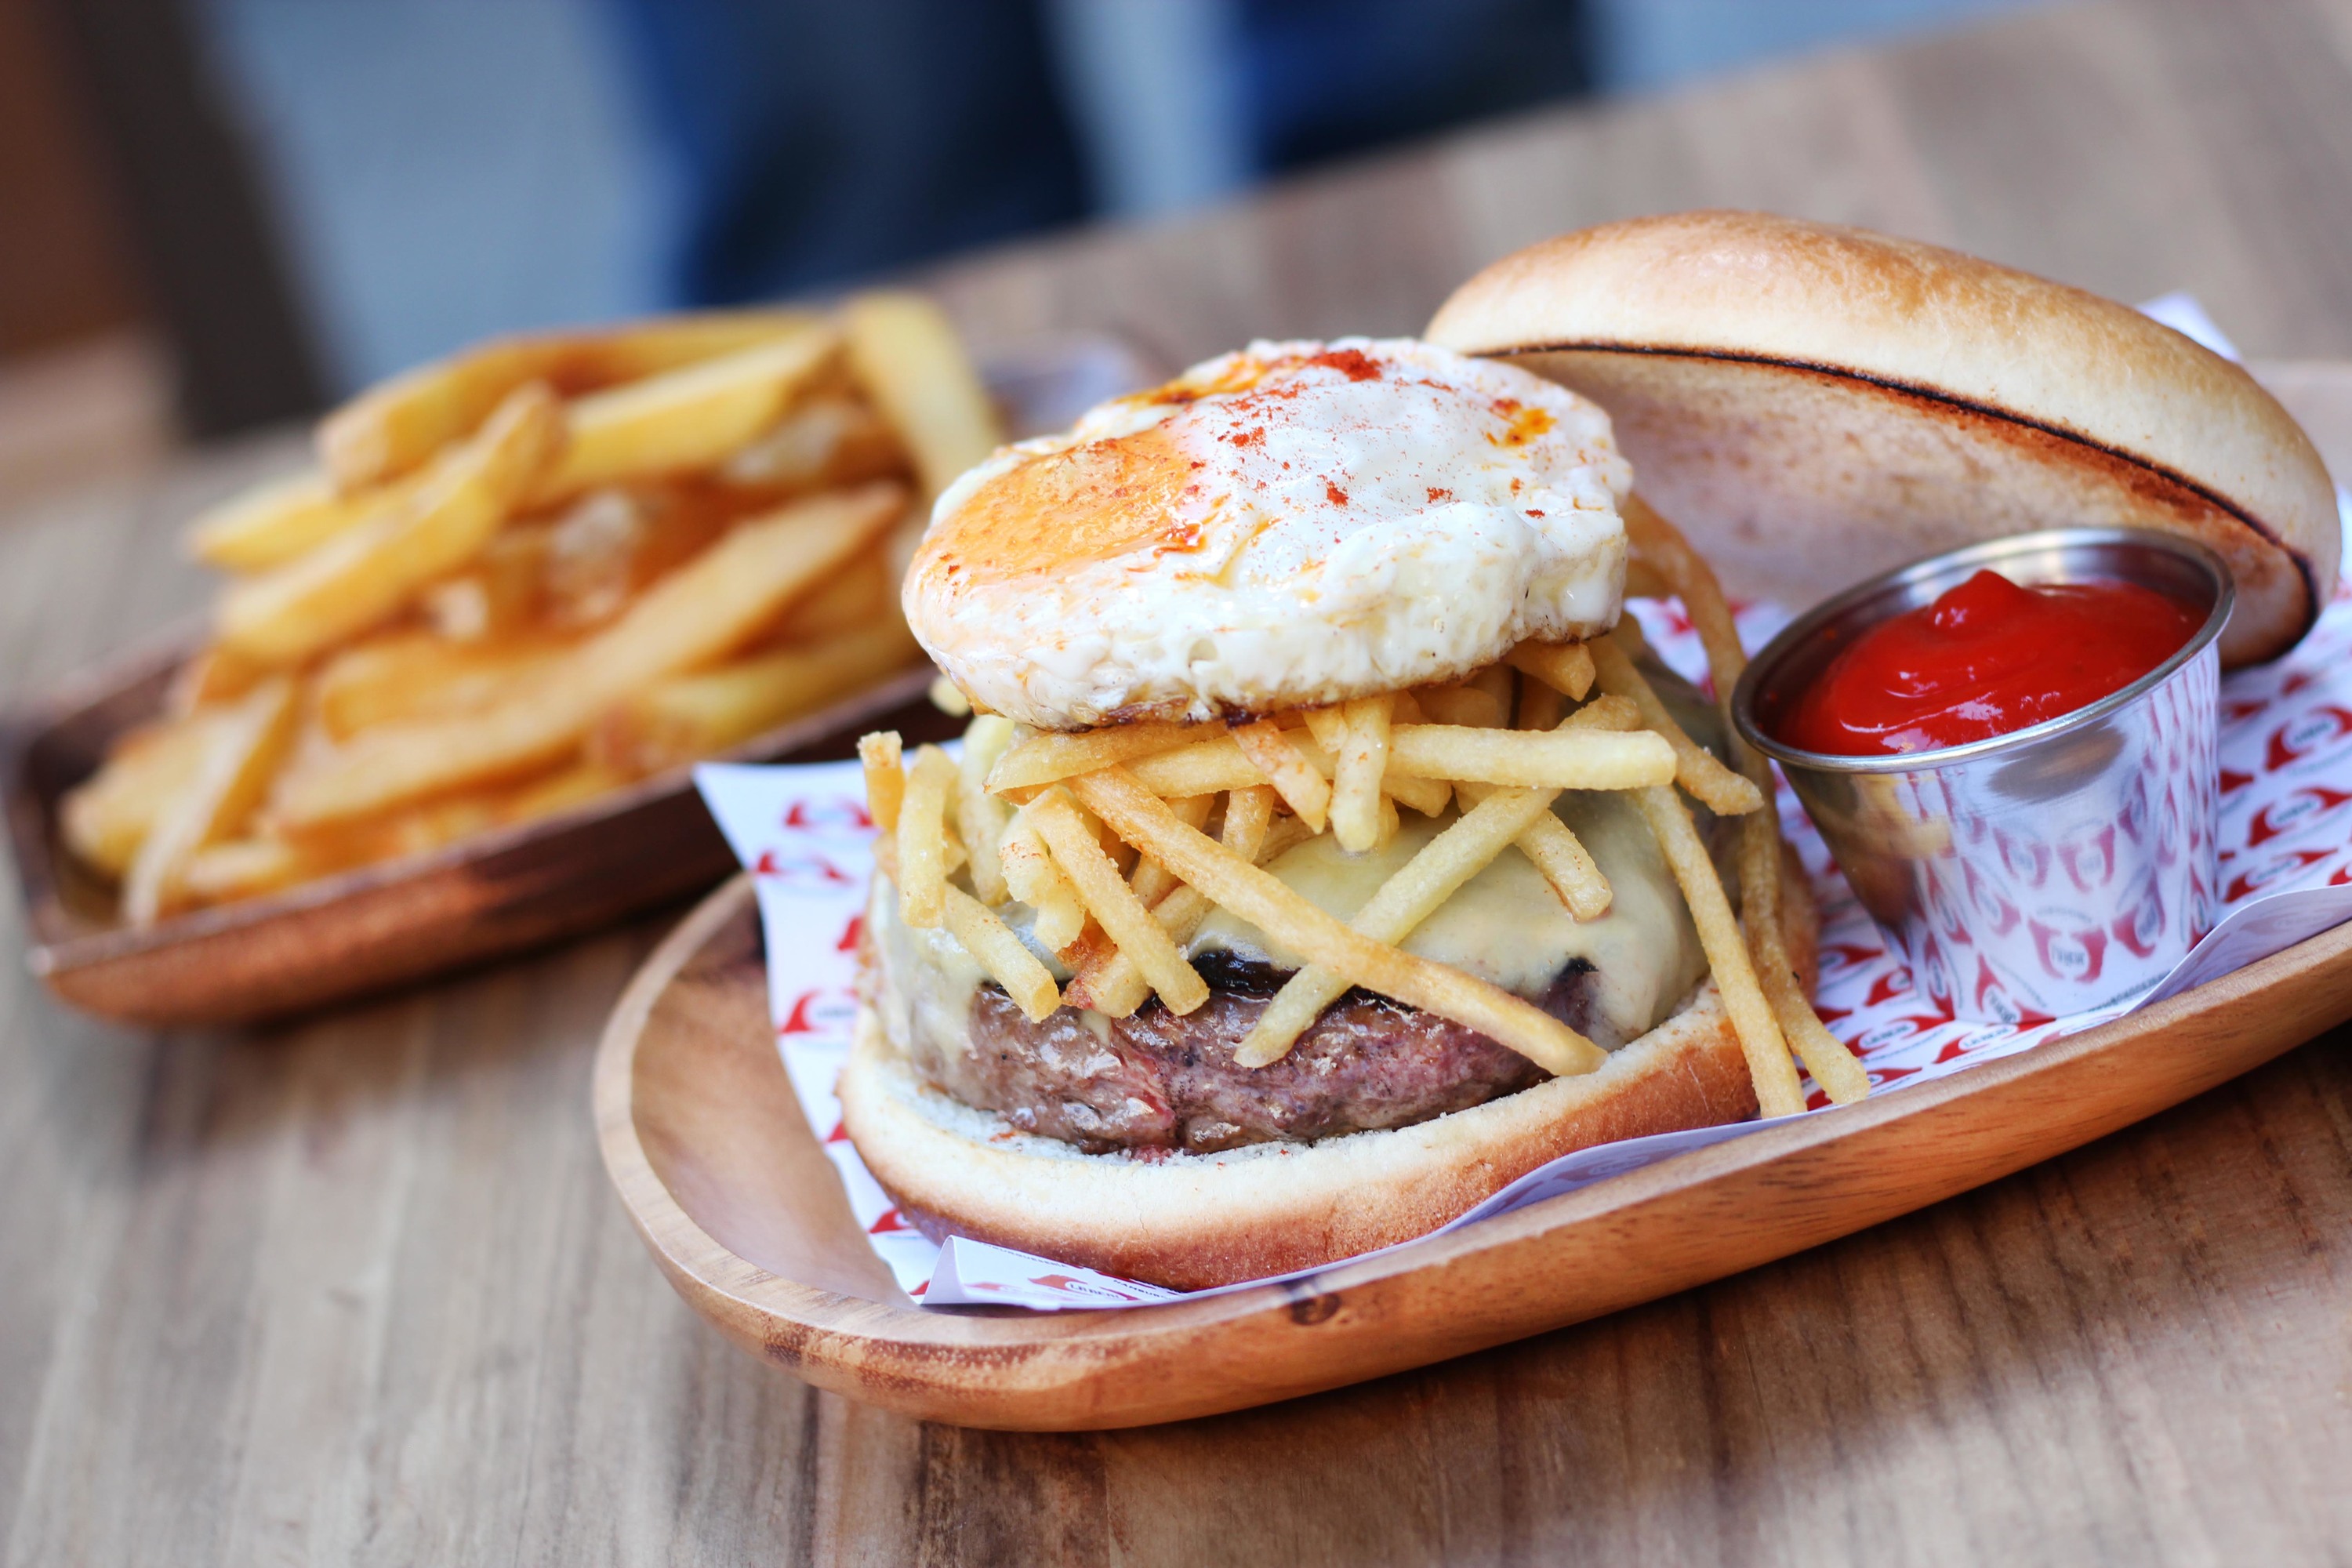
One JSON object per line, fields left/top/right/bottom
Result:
{"left": 7, "top": 1, "right": 2352, "bottom": 1560}
{"left": 599, "top": 875, "right": 2352, "bottom": 1432}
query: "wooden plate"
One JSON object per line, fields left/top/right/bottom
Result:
{"left": 595, "top": 873, "right": 2352, "bottom": 1431}
{"left": 2, "top": 333, "right": 1152, "bottom": 1026}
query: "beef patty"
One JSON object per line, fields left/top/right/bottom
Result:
{"left": 949, "top": 951, "right": 1605, "bottom": 1153}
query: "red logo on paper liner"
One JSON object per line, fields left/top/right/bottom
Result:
{"left": 752, "top": 848, "right": 858, "bottom": 890}
{"left": 2243, "top": 785, "right": 2352, "bottom": 848}
{"left": 836, "top": 913, "right": 865, "bottom": 952}
{"left": 2224, "top": 848, "right": 2333, "bottom": 902}
{"left": 782, "top": 795, "right": 873, "bottom": 833}
{"left": 778, "top": 987, "right": 858, "bottom": 1035}
{"left": 869, "top": 1208, "right": 910, "bottom": 1234}
{"left": 2220, "top": 767, "right": 2256, "bottom": 795}
{"left": 2264, "top": 706, "right": 2352, "bottom": 771}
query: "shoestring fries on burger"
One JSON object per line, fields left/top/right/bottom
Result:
{"left": 62, "top": 294, "right": 1000, "bottom": 924}
{"left": 843, "top": 331, "right": 1867, "bottom": 1291}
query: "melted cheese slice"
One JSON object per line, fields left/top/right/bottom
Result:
{"left": 870, "top": 786, "right": 1708, "bottom": 1078}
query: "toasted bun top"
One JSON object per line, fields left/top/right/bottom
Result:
{"left": 1427, "top": 210, "right": 2339, "bottom": 665}
{"left": 904, "top": 338, "right": 1632, "bottom": 730}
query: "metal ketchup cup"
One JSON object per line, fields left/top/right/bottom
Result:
{"left": 1731, "top": 528, "right": 2234, "bottom": 1023}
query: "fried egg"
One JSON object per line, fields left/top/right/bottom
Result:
{"left": 904, "top": 336, "right": 1632, "bottom": 730}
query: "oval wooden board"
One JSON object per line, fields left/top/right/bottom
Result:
{"left": 595, "top": 872, "right": 2352, "bottom": 1432}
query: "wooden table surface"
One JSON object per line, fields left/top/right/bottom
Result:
{"left": 7, "top": 2, "right": 2352, "bottom": 1562}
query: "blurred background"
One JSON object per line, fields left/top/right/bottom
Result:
{"left": 2, "top": 0, "right": 2041, "bottom": 500}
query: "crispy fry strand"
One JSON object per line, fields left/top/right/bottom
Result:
{"left": 1233, "top": 720, "right": 1331, "bottom": 833}
{"left": 1236, "top": 782, "right": 1603, "bottom": 1067}
{"left": 1000, "top": 808, "right": 1087, "bottom": 953}
{"left": 1506, "top": 641, "right": 1597, "bottom": 702}
{"left": 1130, "top": 793, "right": 1214, "bottom": 906}
{"left": 1029, "top": 786, "right": 1208, "bottom": 1014}
{"left": 956, "top": 716, "right": 1017, "bottom": 905}
{"left": 1634, "top": 784, "right": 1806, "bottom": 1118}
{"left": 1385, "top": 724, "right": 1674, "bottom": 791}
{"left": 1590, "top": 634, "right": 1762, "bottom": 815}
{"left": 897, "top": 744, "right": 956, "bottom": 928}
{"left": 858, "top": 731, "right": 905, "bottom": 833}
{"left": 942, "top": 884, "right": 1060, "bottom": 1022}
{"left": 986, "top": 720, "right": 1225, "bottom": 793}
{"left": 1070, "top": 767, "right": 1598, "bottom": 1075}
{"left": 1628, "top": 492, "right": 1865, "bottom": 1104}
{"left": 1330, "top": 693, "right": 1393, "bottom": 853}
{"left": 1070, "top": 786, "right": 1275, "bottom": 1018}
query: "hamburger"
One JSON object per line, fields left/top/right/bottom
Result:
{"left": 837, "top": 212, "right": 2336, "bottom": 1294}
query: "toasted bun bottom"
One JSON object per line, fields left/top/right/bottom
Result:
{"left": 837, "top": 867, "right": 1817, "bottom": 1291}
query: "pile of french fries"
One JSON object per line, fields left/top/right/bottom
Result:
{"left": 65, "top": 293, "right": 1003, "bottom": 925}
{"left": 863, "top": 499, "right": 1872, "bottom": 1116}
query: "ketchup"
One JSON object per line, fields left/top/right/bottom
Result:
{"left": 1781, "top": 570, "right": 2201, "bottom": 757}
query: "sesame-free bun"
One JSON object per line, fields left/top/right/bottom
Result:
{"left": 838, "top": 858, "right": 1817, "bottom": 1292}
{"left": 1427, "top": 210, "right": 2339, "bottom": 666}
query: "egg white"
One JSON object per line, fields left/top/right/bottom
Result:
{"left": 907, "top": 336, "right": 1632, "bottom": 729}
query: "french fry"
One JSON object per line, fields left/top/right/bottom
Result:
{"left": 986, "top": 720, "right": 1225, "bottom": 794}
{"left": 270, "top": 483, "right": 906, "bottom": 829}
{"left": 529, "top": 324, "right": 842, "bottom": 504}
{"left": 1506, "top": 640, "right": 1597, "bottom": 702}
{"left": 1743, "top": 811, "right": 1871, "bottom": 1105}
{"left": 60, "top": 715, "right": 220, "bottom": 877}
{"left": 1626, "top": 494, "right": 1867, "bottom": 1104}
{"left": 772, "top": 547, "right": 894, "bottom": 644}
{"left": 1515, "top": 677, "right": 1563, "bottom": 734}
{"left": 897, "top": 745, "right": 957, "bottom": 928}
{"left": 1566, "top": 693, "right": 1642, "bottom": 732}
{"left": 1128, "top": 793, "right": 1214, "bottom": 907}
{"left": 719, "top": 394, "right": 906, "bottom": 492}
{"left": 956, "top": 716, "right": 1018, "bottom": 905}
{"left": 503, "top": 757, "right": 631, "bottom": 824}
{"left": 1069, "top": 785, "right": 1277, "bottom": 1017}
{"left": 166, "top": 643, "right": 272, "bottom": 714}
{"left": 1590, "top": 634, "right": 1762, "bottom": 816}
{"left": 1237, "top": 782, "right": 1604, "bottom": 1067}
{"left": 1298, "top": 705, "right": 1347, "bottom": 751}
{"left": 943, "top": 884, "right": 1061, "bottom": 1022}
{"left": 1330, "top": 694, "right": 1393, "bottom": 853}
{"left": 1221, "top": 784, "right": 1278, "bottom": 862}
{"left": 1252, "top": 811, "right": 1317, "bottom": 866}
{"left": 122, "top": 677, "right": 299, "bottom": 924}
{"left": 318, "top": 310, "right": 819, "bottom": 490}
{"left": 1383, "top": 771, "right": 1453, "bottom": 818}
{"left": 1470, "top": 662, "right": 1515, "bottom": 718}
{"left": 1000, "top": 807, "right": 1087, "bottom": 953}
{"left": 1233, "top": 720, "right": 1331, "bottom": 833}
{"left": 1028, "top": 786, "right": 1208, "bottom": 1014}
{"left": 1624, "top": 494, "right": 1747, "bottom": 690}
{"left": 1070, "top": 767, "right": 1599, "bottom": 1075}
{"left": 1125, "top": 735, "right": 1266, "bottom": 797}
{"left": 1515, "top": 815, "right": 1611, "bottom": 920}
{"left": 843, "top": 291, "right": 1004, "bottom": 499}
{"left": 1417, "top": 685, "right": 1504, "bottom": 729}
{"left": 176, "top": 835, "right": 314, "bottom": 906}
{"left": 1634, "top": 784, "right": 1806, "bottom": 1118}
{"left": 1385, "top": 724, "right": 1675, "bottom": 792}
{"left": 590, "top": 618, "right": 920, "bottom": 774}
{"left": 219, "top": 383, "right": 564, "bottom": 666}
{"left": 316, "top": 633, "right": 564, "bottom": 740}
{"left": 858, "top": 731, "right": 905, "bottom": 833}
{"left": 184, "top": 469, "right": 401, "bottom": 572}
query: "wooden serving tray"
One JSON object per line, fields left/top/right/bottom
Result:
{"left": 2, "top": 652, "right": 962, "bottom": 1025}
{"left": 595, "top": 873, "right": 2352, "bottom": 1432}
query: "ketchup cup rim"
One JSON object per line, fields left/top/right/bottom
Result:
{"left": 1730, "top": 526, "right": 2236, "bottom": 777}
